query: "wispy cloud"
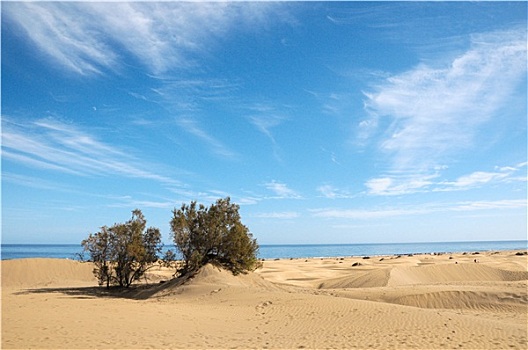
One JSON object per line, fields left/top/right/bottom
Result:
{"left": 360, "top": 27, "right": 526, "bottom": 174}
{"left": 4, "top": 2, "right": 287, "bottom": 76}
{"left": 363, "top": 162, "right": 526, "bottom": 196}
{"left": 2, "top": 172, "right": 69, "bottom": 191}
{"left": 4, "top": 2, "right": 295, "bottom": 161}
{"left": 108, "top": 197, "right": 174, "bottom": 209}
{"left": 311, "top": 207, "right": 424, "bottom": 220}
{"left": 453, "top": 199, "right": 527, "bottom": 212}
{"left": 177, "top": 117, "right": 238, "bottom": 159}
{"left": 235, "top": 197, "right": 260, "bottom": 206}
{"left": 4, "top": 2, "right": 118, "bottom": 75}
{"left": 252, "top": 212, "right": 300, "bottom": 219}
{"left": 264, "top": 181, "right": 302, "bottom": 199}
{"left": 305, "top": 90, "right": 356, "bottom": 117}
{"left": 2, "top": 117, "right": 179, "bottom": 185}
{"left": 443, "top": 171, "right": 508, "bottom": 189}
{"left": 247, "top": 103, "right": 290, "bottom": 161}
{"left": 2, "top": 172, "right": 177, "bottom": 209}
{"left": 146, "top": 76, "right": 242, "bottom": 159}
{"left": 437, "top": 162, "right": 527, "bottom": 191}
{"left": 168, "top": 187, "right": 252, "bottom": 206}
{"left": 320, "top": 147, "right": 341, "bottom": 166}
{"left": 365, "top": 173, "right": 438, "bottom": 196}
{"left": 151, "top": 77, "right": 241, "bottom": 113}
{"left": 317, "top": 184, "right": 353, "bottom": 199}
{"left": 311, "top": 199, "right": 526, "bottom": 219}
{"left": 249, "top": 114, "right": 284, "bottom": 140}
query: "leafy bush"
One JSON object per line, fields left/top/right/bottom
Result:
{"left": 170, "top": 197, "right": 259, "bottom": 275}
{"left": 81, "top": 209, "right": 162, "bottom": 288}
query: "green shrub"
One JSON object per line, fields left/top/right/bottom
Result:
{"left": 81, "top": 210, "right": 162, "bottom": 288}
{"left": 170, "top": 197, "right": 259, "bottom": 275}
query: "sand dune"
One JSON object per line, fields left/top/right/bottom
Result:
{"left": 187, "top": 263, "right": 280, "bottom": 291}
{"left": 318, "top": 267, "right": 391, "bottom": 288}
{"left": 387, "top": 263, "right": 528, "bottom": 286}
{"left": 1, "top": 258, "right": 96, "bottom": 288}
{"left": 389, "top": 287, "right": 527, "bottom": 310}
{"left": 139, "top": 263, "right": 283, "bottom": 300}
{"left": 2, "top": 250, "right": 527, "bottom": 349}
{"left": 316, "top": 263, "right": 528, "bottom": 289}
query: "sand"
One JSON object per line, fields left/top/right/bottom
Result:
{"left": 1, "top": 250, "right": 527, "bottom": 349}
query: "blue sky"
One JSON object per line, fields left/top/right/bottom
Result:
{"left": 2, "top": 2, "right": 527, "bottom": 245}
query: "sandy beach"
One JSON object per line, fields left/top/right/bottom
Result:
{"left": 2, "top": 250, "right": 527, "bottom": 349}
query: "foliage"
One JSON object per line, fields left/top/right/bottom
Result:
{"left": 161, "top": 249, "right": 177, "bottom": 268}
{"left": 170, "top": 197, "right": 259, "bottom": 275}
{"left": 80, "top": 226, "right": 113, "bottom": 288}
{"left": 81, "top": 210, "right": 162, "bottom": 288}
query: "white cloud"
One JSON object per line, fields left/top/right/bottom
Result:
{"left": 365, "top": 174, "right": 437, "bottom": 196}
{"left": 318, "top": 184, "right": 339, "bottom": 199}
{"left": 453, "top": 199, "right": 527, "bottom": 212}
{"left": 249, "top": 114, "right": 285, "bottom": 140}
{"left": 177, "top": 117, "right": 238, "bottom": 159}
{"left": 361, "top": 27, "right": 527, "bottom": 174}
{"left": 248, "top": 111, "right": 288, "bottom": 162}
{"left": 447, "top": 171, "right": 508, "bottom": 188}
{"left": 235, "top": 197, "right": 260, "bottom": 206}
{"left": 319, "top": 147, "right": 341, "bottom": 166}
{"left": 264, "top": 181, "right": 302, "bottom": 199}
{"left": 4, "top": 3, "right": 118, "bottom": 75}
{"left": 311, "top": 207, "right": 423, "bottom": 219}
{"left": 4, "top": 2, "right": 293, "bottom": 163}
{"left": 151, "top": 77, "right": 241, "bottom": 112}
{"left": 167, "top": 187, "right": 233, "bottom": 205}
{"left": 311, "top": 199, "right": 526, "bottom": 219}
{"left": 364, "top": 162, "right": 526, "bottom": 196}
{"left": 437, "top": 162, "right": 527, "bottom": 191}
{"left": 4, "top": 2, "right": 286, "bottom": 76}
{"left": 2, "top": 149, "right": 83, "bottom": 176}
{"left": 166, "top": 187, "right": 260, "bottom": 207}
{"left": 109, "top": 199, "right": 174, "bottom": 209}
{"left": 147, "top": 78, "right": 241, "bottom": 159}
{"left": 364, "top": 177, "right": 392, "bottom": 195}
{"left": 317, "top": 184, "right": 353, "bottom": 199}
{"left": 2, "top": 118, "right": 179, "bottom": 185}
{"left": 252, "top": 212, "right": 300, "bottom": 219}
{"left": 1, "top": 172, "right": 68, "bottom": 191}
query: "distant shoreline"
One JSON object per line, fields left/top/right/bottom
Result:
{"left": 3, "top": 239, "right": 527, "bottom": 246}
{"left": 1, "top": 240, "right": 527, "bottom": 261}
{"left": 4, "top": 249, "right": 528, "bottom": 264}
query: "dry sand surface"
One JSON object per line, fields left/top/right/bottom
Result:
{"left": 1, "top": 250, "right": 527, "bottom": 349}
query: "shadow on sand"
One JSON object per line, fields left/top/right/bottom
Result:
{"left": 13, "top": 273, "right": 194, "bottom": 301}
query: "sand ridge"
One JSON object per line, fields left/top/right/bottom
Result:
{"left": 140, "top": 263, "right": 284, "bottom": 300}
{"left": 387, "top": 263, "right": 528, "bottom": 286}
{"left": 2, "top": 250, "right": 527, "bottom": 349}
{"left": 0, "top": 258, "right": 96, "bottom": 288}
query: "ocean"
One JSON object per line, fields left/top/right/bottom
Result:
{"left": 1, "top": 240, "right": 526, "bottom": 261}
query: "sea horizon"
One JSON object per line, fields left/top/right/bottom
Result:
{"left": 1, "top": 239, "right": 526, "bottom": 261}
